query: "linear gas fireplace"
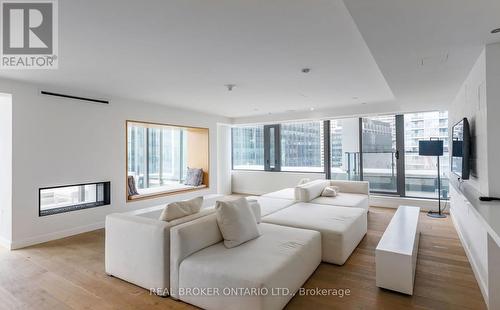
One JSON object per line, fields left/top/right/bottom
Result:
{"left": 39, "top": 182, "right": 111, "bottom": 216}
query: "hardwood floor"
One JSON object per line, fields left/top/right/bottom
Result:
{"left": 0, "top": 207, "right": 486, "bottom": 310}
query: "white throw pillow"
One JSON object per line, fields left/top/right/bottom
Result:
{"left": 216, "top": 198, "right": 261, "bottom": 248}
{"left": 298, "top": 178, "right": 311, "bottom": 185}
{"left": 159, "top": 196, "right": 203, "bottom": 222}
{"left": 247, "top": 199, "right": 261, "bottom": 223}
{"left": 321, "top": 186, "right": 340, "bottom": 197}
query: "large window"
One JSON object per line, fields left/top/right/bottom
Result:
{"left": 330, "top": 118, "right": 360, "bottom": 180}
{"left": 231, "top": 121, "right": 324, "bottom": 172}
{"left": 231, "top": 111, "right": 449, "bottom": 200}
{"left": 127, "top": 121, "right": 209, "bottom": 201}
{"left": 404, "top": 111, "right": 449, "bottom": 199}
{"left": 281, "top": 121, "right": 324, "bottom": 172}
{"left": 232, "top": 126, "right": 264, "bottom": 170}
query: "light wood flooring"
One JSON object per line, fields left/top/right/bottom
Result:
{"left": 0, "top": 207, "right": 486, "bottom": 310}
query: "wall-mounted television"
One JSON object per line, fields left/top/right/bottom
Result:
{"left": 451, "top": 118, "right": 471, "bottom": 180}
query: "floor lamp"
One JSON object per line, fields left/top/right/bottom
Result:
{"left": 419, "top": 139, "right": 446, "bottom": 218}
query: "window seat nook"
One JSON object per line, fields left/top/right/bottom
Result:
{"left": 128, "top": 184, "right": 207, "bottom": 200}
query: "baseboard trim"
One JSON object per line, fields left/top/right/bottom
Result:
{"left": 370, "top": 195, "right": 449, "bottom": 212}
{"left": 450, "top": 209, "right": 489, "bottom": 305}
{"left": 10, "top": 221, "right": 105, "bottom": 250}
{"left": 0, "top": 236, "right": 12, "bottom": 250}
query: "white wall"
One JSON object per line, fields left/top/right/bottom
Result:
{"left": 448, "top": 49, "right": 488, "bottom": 194}
{"left": 217, "top": 124, "right": 232, "bottom": 195}
{"left": 232, "top": 170, "right": 324, "bottom": 195}
{"left": 485, "top": 43, "right": 500, "bottom": 197}
{"left": 0, "top": 78, "right": 229, "bottom": 249}
{"left": 448, "top": 43, "right": 500, "bottom": 309}
{"left": 0, "top": 93, "right": 12, "bottom": 248}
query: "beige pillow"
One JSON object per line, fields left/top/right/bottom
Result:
{"left": 321, "top": 186, "right": 340, "bottom": 197}
{"left": 216, "top": 198, "right": 261, "bottom": 248}
{"left": 159, "top": 196, "right": 203, "bottom": 222}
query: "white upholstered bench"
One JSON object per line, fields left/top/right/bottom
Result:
{"left": 375, "top": 206, "right": 420, "bottom": 295}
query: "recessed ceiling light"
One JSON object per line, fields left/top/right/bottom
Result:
{"left": 491, "top": 28, "right": 500, "bottom": 34}
{"left": 309, "top": 107, "right": 315, "bottom": 111}
{"left": 225, "top": 84, "right": 236, "bottom": 91}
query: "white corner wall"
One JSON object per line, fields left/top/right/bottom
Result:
{"left": 0, "top": 78, "right": 229, "bottom": 249}
{"left": 449, "top": 49, "right": 488, "bottom": 194}
{"left": 216, "top": 124, "right": 232, "bottom": 195}
{"left": 0, "top": 93, "right": 12, "bottom": 249}
{"left": 448, "top": 43, "right": 500, "bottom": 309}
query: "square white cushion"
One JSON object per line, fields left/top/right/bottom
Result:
{"left": 262, "top": 202, "right": 367, "bottom": 265}
{"left": 159, "top": 196, "right": 203, "bottom": 222}
{"left": 216, "top": 198, "right": 261, "bottom": 248}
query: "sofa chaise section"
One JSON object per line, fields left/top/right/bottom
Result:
{"left": 262, "top": 202, "right": 367, "bottom": 265}
{"left": 170, "top": 214, "right": 321, "bottom": 310}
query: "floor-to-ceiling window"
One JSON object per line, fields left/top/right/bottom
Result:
{"left": 281, "top": 121, "right": 324, "bottom": 172}
{"left": 361, "top": 115, "right": 401, "bottom": 194}
{"left": 330, "top": 118, "right": 361, "bottom": 180}
{"left": 232, "top": 126, "right": 264, "bottom": 170}
{"left": 404, "top": 111, "right": 449, "bottom": 199}
{"left": 232, "top": 110, "right": 449, "bottom": 200}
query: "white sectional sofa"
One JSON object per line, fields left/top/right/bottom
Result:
{"left": 105, "top": 179, "right": 369, "bottom": 309}
{"left": 170, "top": 214, "right": 322, "bottom": 310}
{"left": 105, "top": 194, "right": 222, "bottom": 296}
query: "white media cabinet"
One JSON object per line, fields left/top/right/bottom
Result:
{"left": 376, "top": 206, "right": 420, "bottom": 295}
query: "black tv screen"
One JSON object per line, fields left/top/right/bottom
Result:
{"left": 451, "top": 118, "right": 471, "bottom": 180}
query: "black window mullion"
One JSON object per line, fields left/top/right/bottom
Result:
{"left": 396, "top": 114, "right": 406, "bottom": 197}
{"left": 324, "top": 120, "right": 331, "bottom": 179}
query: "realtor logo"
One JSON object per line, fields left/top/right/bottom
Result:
{"left": 1, "top": 0, "right": 58, "bottom": 69}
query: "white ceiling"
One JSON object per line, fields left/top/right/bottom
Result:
{"left": 344, "top": 0, "right": 500, "bottom": 113}
{"left": 1, "top": 0, "right": 499, "bottom": 119}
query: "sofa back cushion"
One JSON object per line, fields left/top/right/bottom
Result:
{"left": 170, "top": 214, "right": 222, "bottom": 298}
{"left": 329, "top": 180, "right": 370, "bottom": 195}
{"left": 215, "top": 198, "right": 261, "bottom": 248}
{"left": 294, "top": 179, "right": 331, "bottom": 202}
{"left": 159, "top": 196, "right": 203, "bottom": 222}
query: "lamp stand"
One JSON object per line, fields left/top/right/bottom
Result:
{"left": 427, "top": 155, "right": 446, "bottom": 218}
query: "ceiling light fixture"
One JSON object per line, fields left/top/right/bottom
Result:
{"left": 302, "top": 68, "right": 311, "bottom": 73}
{"left": 492, "top": 28, "right": 500, "bottom": 34}
{"left": 225, "top": 84, "right": 236, "bottom": 91}
{"left": 309, "top": 107, "right": 315, "bottom": 111}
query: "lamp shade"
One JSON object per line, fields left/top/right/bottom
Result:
{"left": 419, "top": 140, "right": 443, "bottom": 156}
